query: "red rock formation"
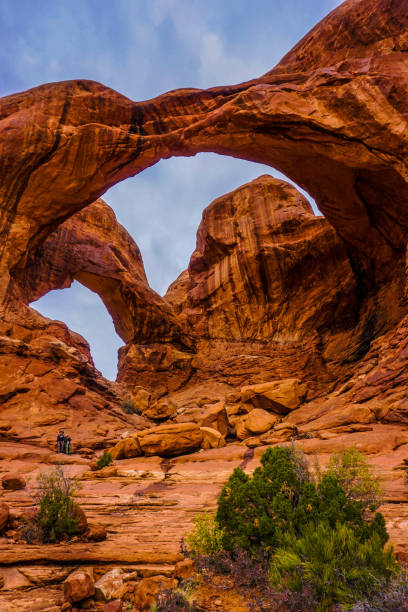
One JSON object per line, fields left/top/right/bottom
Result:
{"left": 18, "top": 198, "right": 189, "bottom": 349}
{"left": 0, "top": 0, "right": 406, "bottom": 400}
{"left": 1, "top": 0, "right": 407, "bottom": 307}
{"left": 1, "top": 0, "right": 408, "bottom": 606}
{"left": 165, "top": 175, "right": 361, "bottom": 392}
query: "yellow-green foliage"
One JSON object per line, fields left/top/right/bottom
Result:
{"left": 185, "top": 511, "right": 224, "bottom": 557}
{"left": 270, "top": 521, "right": 398, "bottom": 612}
{"left": 324, "top": 447, "right": 383, "bottom": 513}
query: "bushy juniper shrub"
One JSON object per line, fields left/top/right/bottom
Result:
{"left": 216, "top": 446, "right": 387, "bottom": 556}
{"left": 184, "top": 445, "right": 398, "bottom": 611}
{"left": 35, "top": 466, "right": 81, "bottom": 543}
{"left": 97, "top": 450, "right": 113, "bottom": 470}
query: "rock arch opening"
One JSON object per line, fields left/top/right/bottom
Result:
{"left": 104, "top": 153, "right": 321, "bottom": 296}
{"left": 31, "top": 281, "right": 122, "bottom": 380}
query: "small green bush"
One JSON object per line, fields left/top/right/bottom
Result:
{"left": 36, "top": 466, "right": 81, "bottom": 543}
{"left": 324, "top": 447, "right": 384, "bottom": 513}
{"left": 97, "top": 450, "right": 113, "bottom": 470}
{"left": 185, "top": 511, "right": 224, "bottom": 557}
{"left": 270, "top": 522, "right": 398, "bottom": 612}
{"left": 121, "top": 399, "right": 140, "bottom": 415}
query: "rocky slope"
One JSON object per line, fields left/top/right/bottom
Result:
{"left": 1, "top": 0, "right": 408, "bottom": 609}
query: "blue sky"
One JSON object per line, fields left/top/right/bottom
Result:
{"left": 1, "top": 0, "right": 342, "bottom": 379}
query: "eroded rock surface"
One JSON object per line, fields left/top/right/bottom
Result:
{"left": 1, "top": 0, "right": 408, "bottom": 608}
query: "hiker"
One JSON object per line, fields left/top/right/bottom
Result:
{"left": 57, "top": 430, "right": 65, "bottom": 453}
{"left": 64, "top": 434, "right": 72, "bottom": 455}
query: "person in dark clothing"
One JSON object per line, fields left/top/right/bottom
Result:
{"left": 64, "top": 434, "right": 72, "bottom": 455}
{"left": 57, "top": 430, "right": 65, "bottom": 453}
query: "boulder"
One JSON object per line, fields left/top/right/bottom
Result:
{"left": 95, "top": 568, "right": 123, "bottom": 602}
{"left": 261, "top": 424, "right": 298, "bottom": 444}
{"left": 87, "top": 523, "right": 107, "bottom": 542}
{"left": 234, "top": 415, "right": 250, "bottom": 440}
{"left": 64, "top": 570, "right": 94, "bottom": 603}
{"left": 245, "top": 409, "right": 279, "bottom": 434}
{"left": 131, "top": 387, "right": 151, "bottom": 413}
{"left": 176, "top": 402, "right": 229, "bottom": 436}
{"left": 133, "top": 575, "right": 176, "bottom": 611}
{"left": 143, "top": 398, "right": 177, "bottom": 420}
{"left": 103, "top": 601, "right": 122, "bottom": 612}
{"left": 73, "top": 504, "right": 88, "bottom": 535}
{"left": 0, "top": 502, "right": 9, "bottom": 532}
{"left": 241, "top": 379, "right": 307, "bottom": 415}
{"left": 1, "top": 474, "right": 26, "bottom": 490}
{"left": 138, "top": 423, "right": 203, "bottom": 457}
{"left": 200, "top": 426, "right": 226, "bottom": 449}
{"left": 110, "top": 437, "right": 142, "bottom": 460}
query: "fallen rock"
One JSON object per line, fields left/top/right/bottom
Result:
{"left": 144, "top": 398, "right": 177, "bottom": 420}
{"left": 110, "top": 437, "right": 142, "bottom": 460}
{"left": 245, "top": 409, "right": 279, "bottom": 434}
{"left": 103, "top": 601, "right": 122, "bottom": 612}
{"left": 138, "top": 423, "right": 203, "bottom": 457}
{"left": 1, "top": 474, "right": 26, "bottom": 490}
{"left": 200, "top": 426, "right": 226, "bottom": 449}
{"left": 133, "top": 575, "right": 176, "bottom": 611}
{"left": 0, "top": 502, "right": 9, "bottom": 532}
{"left": 176, "top": 402, "right": 229, "bottom": 436}
{"left": 233, "top": 410, "right": 279, "bottom": 439}
{"left": 261, "top": 424, "right": 298, "bottom": 444}
{"left": 95, "top": 568, "right": 123, "bottom": 602}
{"left": 64, "top": 570, "right": 95, "bottom": 603}
{"left": 87, "top": 523, "right": 107, "bottom": 542}
{"left": 234, "top": 414, "right": 251, "bottom": 440}
{"left": 73, "top": 504, "right": 88, "bottom": 535}
{"left": 241, "top": 379, "right": 307, "bottom": 414}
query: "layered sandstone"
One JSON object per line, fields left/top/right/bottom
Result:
{"left": 0, "top": 0, "right": 408, "bottom": 608}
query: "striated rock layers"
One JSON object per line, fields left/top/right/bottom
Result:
{"left": 164, "top": 175, "right": 358, "bottom": 392}
{"left": 2, "top": 0, "right": 408, "bottom": 608}
{"left": 0, "top": 0, "right": 407, "bottom": 418}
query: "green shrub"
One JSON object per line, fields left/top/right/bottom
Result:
{"left": 216, "top": 446, "right": 386, "bottom": 556}
{"left": 270, "top": 522, "right": 398, "bottom": 612}
{"left": 36, "top": 466, "right": 81, "bottom": 543}
{"left": 323, "top": 447, "right": 384, "bottom": 513}
{"left": 184, "top": 446, "right": 395, "bottom": 611}
{"left": 185, "top": 511, "right": 224, "bottom": 557}
{"left": 97, "top": 450, "right": 113, "bottom": 470}
{"left": 121, "top": 399, "right": 140, "bottom": 415}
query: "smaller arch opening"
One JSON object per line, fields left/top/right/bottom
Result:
{"left": 31, "top": 280, "right": 122, "bottom": 381}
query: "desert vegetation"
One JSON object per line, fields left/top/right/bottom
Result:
{"left": 180, "top": 446, "right": 406, "bottom": 611}
{"left": 22, "top": 466, "right": 83, "bottom": 544}
{"left": 96, "top": 450, "right": 113, "bottom": 470}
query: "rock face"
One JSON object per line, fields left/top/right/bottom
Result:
{"left": 2, "top": 0, "right": 408, "bottom": 608}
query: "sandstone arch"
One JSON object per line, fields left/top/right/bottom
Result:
{"left": 1, "top": 0, "right": 408, "bottom": 314}
{"left": 18, "top": 199, "right": 190, "bottom": 348}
